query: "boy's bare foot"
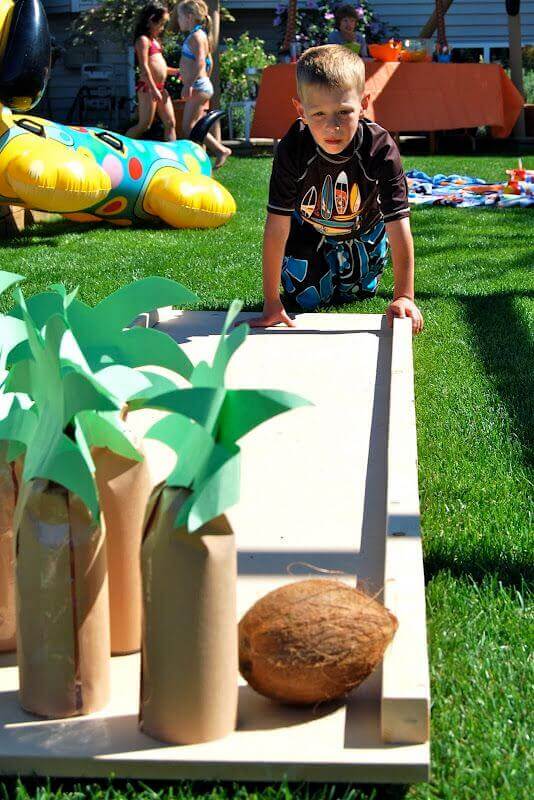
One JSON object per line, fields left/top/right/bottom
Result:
{"left": 214, "top": 147, "right": 232, "bottom": 170}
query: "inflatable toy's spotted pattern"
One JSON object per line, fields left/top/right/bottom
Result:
{"left": 0, "top": 110, "right": 236, "bottom": 229}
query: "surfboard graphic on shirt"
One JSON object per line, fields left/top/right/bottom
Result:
{"left": 350, "top": 183, "right": 361, "bottom": 213}
{"left": 321, "top": 175, "right": 333, "bottom": 219}
{"left": 335, "top": 171, "right": 349, "bottom": 214}
{"left": 300, "top": 185, "right": 317, "bottom": 218}
{"left": 300, "top": 178, "right": 362, "bottom": 236}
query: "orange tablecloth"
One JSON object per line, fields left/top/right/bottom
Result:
{"left": 251, "top": 62, "right": 524, "bottom": 140}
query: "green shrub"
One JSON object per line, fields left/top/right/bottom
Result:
{"left": 219, "top": 33, "right": 275, "bottom": 137}
{"left": 524, "top": 69, "right": 534, "bottom": 103}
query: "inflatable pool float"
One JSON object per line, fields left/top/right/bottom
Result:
{"left": 0, "top": 0, "right": 235, "bottom": 229}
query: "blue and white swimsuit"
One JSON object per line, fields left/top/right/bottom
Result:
{"left": 182, "top": 24, "right": 214, "bottom": 96}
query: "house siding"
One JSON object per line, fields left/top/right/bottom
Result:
{"left": 35, "top": 9, "right": 132, "bottom": 128}
{"left": 226, "top": 0, "right": 534, "bottom": 46}
{"left": 223, "top": 9, "right": 281, "bottom": 51}
{"left": 35, "top": 1, "right": 533, "bottom": 128}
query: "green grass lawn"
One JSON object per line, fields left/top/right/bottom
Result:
{"left": 1, "top": 153, "right": 533, "bottom": 800}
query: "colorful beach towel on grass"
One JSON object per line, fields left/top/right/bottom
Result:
{"left": 407, "top": 170, "right": 534, "bottom": 208}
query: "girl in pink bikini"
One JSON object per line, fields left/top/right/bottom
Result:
{"left": 126, "top": 2, "right": 179, "bottom": 141}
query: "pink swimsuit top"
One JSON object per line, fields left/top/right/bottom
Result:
{"left": 148, "top": 38, "right": 162, "bottom": 56}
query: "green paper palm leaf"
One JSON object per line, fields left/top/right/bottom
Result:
{"left": 2, "top": 294, "right": 123, "bottom": 519}
{"left": 75, "top": 410, "right": 142, "bottom": 462}
{"left": 7, "top": 277, "right": 197, "bottom": 381}
{"left": 177, "top": 445, "right": 241, "bottom": 532}
{"left": 0, "top": 270, "right": 24, "bottom": 297}
{"left": 144, "top": 302, "right": 311, "bottom": 532}
{"left": 2, "top": 274, "right": 198, "bottom": 466}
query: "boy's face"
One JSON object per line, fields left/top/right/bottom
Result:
{"left": 293, "top": 84, "right": 369, "bottom": 155}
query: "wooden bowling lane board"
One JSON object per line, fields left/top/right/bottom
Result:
{"left": 0, "top": 313, "right": 429, "bottom": 782}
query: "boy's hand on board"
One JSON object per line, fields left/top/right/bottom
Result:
{"left": 249, "top": 299, "right": 296, "bottom": 329}
{"left": 386, "top": 297, "right": 424, "bottom": 335}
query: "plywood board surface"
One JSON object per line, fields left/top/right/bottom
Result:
{"left": 0, "top": 312, "right": 429, "bottom": 782}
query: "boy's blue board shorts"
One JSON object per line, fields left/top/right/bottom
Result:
{"left": 281, "top": 216, "right": 388, "bottom": 311}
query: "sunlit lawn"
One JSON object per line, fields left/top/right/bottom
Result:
{"left": 1, "top": 153, "right": 532, "bottom": 800}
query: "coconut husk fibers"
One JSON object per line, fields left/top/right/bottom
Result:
{"left": 15, "top": 480, "right": 110, "bottom": 718}
{"left": 0, "top": 460, "right": 17, "bottom": 652}
{"left": 140, "top": 485, "right": 238, "bottom": 745}
{"left": 239, "top": 579, "right": 398, "bottom": 706}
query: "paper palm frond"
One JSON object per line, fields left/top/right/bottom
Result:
{"left": 6, "top": 276, "right": 198, "bottom": 388}
{"left": 0, "top": 272, "right": 200, "bottom": 464}
{"left": 143, "top": 301, "right": 311, "bottom": 532}
{"left": 2, "top": 290, "right": 128, "bottom": 519}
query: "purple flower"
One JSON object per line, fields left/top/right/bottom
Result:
{"left": 324, "top": 11, "right": 334, "bottom": 20}
{"left": 275, "top": 3, "right": 286, "bottom": 13}
{"left": 370, "top": 22, "right": 380, "bottom": 35}
{"left": 273, "top": 15, "right": 282, "bottom": 26}
{"left": 355, "top": 6, "right": 364, "bottom": 19}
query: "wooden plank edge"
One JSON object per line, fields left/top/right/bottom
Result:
{"left": 0, "top": 753, "right": 430, "bottom": 784}
{"left": 129, "top": 306, "right": 175, "bottom": 329}
{"left": 381, "top": 318, "right": 430, "bottom": 745}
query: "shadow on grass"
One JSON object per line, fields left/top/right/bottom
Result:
{"left": 424, "top": 548, "right": 534, "bottom": 588}
{"left": 461, "top": 291, "right": 533, "bottom": 468}
{"left": 1, "top": 218, "right": 168, "bottom": 244}
{"left": 415, "top": 289, "right": 533, "bottom": 587}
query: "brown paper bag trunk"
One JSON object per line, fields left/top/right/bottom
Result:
{"left": 15, "top": 480, "right": 110, "bottom": 718}
{"left": 140, "top": 486, "right": 238, "bottom": 744}
{"left": 94, "top": 411, "right": 177, "bottom": 656}
{"left": 0, "top": 460, "right": 17, "bottom": 652}
{"left": 93, "top": 443, "right": 152, "bottom": 655}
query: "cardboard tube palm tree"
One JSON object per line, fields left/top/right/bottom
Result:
{"left": 0, "top": 270, "right": 200, "bottom": 656}
{"left": 0, "top": 286, "right": 131, "bottom": 717}
{"left": 138, "top": 301, "right": 311, "bottom": 745}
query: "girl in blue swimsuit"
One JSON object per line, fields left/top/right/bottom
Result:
{"left": 174, "top": 0, "right": 231, "bottom": 168}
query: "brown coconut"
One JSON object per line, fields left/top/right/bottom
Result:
{"left": 239, "top": 579, "right": 398, "bottom": 706}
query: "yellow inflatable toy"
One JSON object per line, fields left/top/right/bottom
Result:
{"left": 0, "top": 0, "right": 236, "bottom": 229}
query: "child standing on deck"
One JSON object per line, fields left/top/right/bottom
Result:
{"left": 126, "top": 2, "right": 179, "bottom": 141}
{"left": 174, "top": 0, "right": 231, "bottom": 168}
{"left": 250, "top": 46, "right": 424, "bottom": 333}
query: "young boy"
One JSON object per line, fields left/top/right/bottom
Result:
{"left": 250, "top": 45, "right": 424, "bottom": 334}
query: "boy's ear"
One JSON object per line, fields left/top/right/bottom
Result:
{"left": 361, "top": 92, "right": 371, "bottom": 112}
{"left": 292, "top": 96, "right": 306, "bottom": 123}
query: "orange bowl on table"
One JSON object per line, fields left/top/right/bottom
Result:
{"left": 369, "top": 42, "right": 402, "bottom": 62}
{"left": 399, "top": 49, "right": 431, "bottom": 62}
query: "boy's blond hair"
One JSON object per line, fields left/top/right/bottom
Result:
{"left": 296, "top": 45, "right": 365, "bottom": 99}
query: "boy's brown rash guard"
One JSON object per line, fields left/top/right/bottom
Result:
{"left": 267, "top": 118, "right": 410, "bottom": 239}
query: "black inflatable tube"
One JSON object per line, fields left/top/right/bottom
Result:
{"left": 189, "top": 109, "right": 227, "bottom": 145}
{"left": 0, "top": 0, "right": 51, "bottom": 111}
